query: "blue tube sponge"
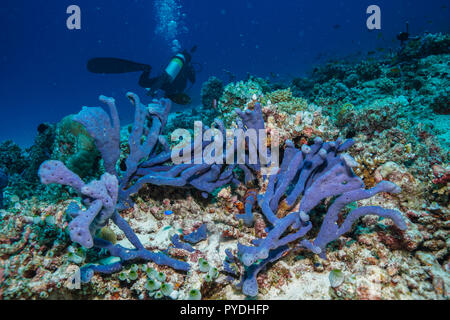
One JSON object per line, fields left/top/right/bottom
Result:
{"left": 235, "top": 190, "right": 257, "bottom": 227}
{"left": 38, "top": 160, "right": 190, "bottom": 278}
{"left": 183, "top": 224, "right": 208, "bottom": 244}
{"left": 236, "top": 137, "right": 407, "bottom": 296}
{"left": 170, "top": 234, "right": 195, "bottom": 252}
{"left": 73, "top": 96, "right": 121, "bottom": 175}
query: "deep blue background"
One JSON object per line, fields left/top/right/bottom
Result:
{"left": 0, "top": 0, "right": 448, "bottom": 146}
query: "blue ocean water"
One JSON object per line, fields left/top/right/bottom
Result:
{"left": 0, "top": 0, "right": 448, "bottom": 146}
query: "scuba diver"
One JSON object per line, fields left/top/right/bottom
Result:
{"left": 87, "top": 46, "right": 197, "bottom": 105}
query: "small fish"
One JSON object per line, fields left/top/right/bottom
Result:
{"left": 390, "top": 67, "right": 401, "bottom": 74}
{"left": 367, "top": 51, "right": 376, "bottom": 55}
{"left": 164, "top": 210, "right": 174, "bottom": 216}
{"left": 333, "top": 24, "right": 341, "bottom": 30}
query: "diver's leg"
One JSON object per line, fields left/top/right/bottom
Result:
{"left": 138, "top": 71, "right": 153, "bottom": 88}
{"left": 143, "top": 73, "right": 171, "bottom": 96}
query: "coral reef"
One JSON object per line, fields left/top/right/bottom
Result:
{"left": 0, "top": 32, "right": 449, "bottom": 301}
{"left": 0, "top": 125, "right": 56, "bottom": 202}
{"left": 0, "top": 140, "right": 28, "bottom": 176}
{"left": 201, "top": 76, "right": 224, "bottom": 109}
{"left": 396, "top": 32, "right": 450, "bottom": 62}
{"left": 22, "top": 123, "right": 56, "bottom": 184}
{"left": 0, "top": 170, "right": 7, "bottom": 209}
{"left": 218, "top": 78, "right": 266, "bottom": 125}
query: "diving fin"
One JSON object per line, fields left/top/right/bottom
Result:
{"left": 87, "top": 58, "right": 151, "bottom": 74}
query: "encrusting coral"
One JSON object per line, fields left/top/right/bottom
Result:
{"left": 53, "top": 115, "right": 101, "bottom": 179}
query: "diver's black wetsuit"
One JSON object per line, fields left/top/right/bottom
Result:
{"left": 139, "top": 54, "right": 196, "bottom": 97}
{"left": 87, "top": 47, "right": 197, "bottom": 104}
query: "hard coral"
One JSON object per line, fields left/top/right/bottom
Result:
{"left": 201, "top": 76, "right": 224, "bottom": 109}
{"left": 53, "top": 115, "right": 101, "bottom": 179}
{"left": 431, "top": 164, "right": 450, "bottom": 185}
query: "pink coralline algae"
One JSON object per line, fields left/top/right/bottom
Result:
{"left": 431, "top": 164, "right": 450, "bottom": 185}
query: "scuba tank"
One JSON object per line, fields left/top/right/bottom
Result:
{"left": 164, "top": 53, "right": 186, "bottom": 82}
